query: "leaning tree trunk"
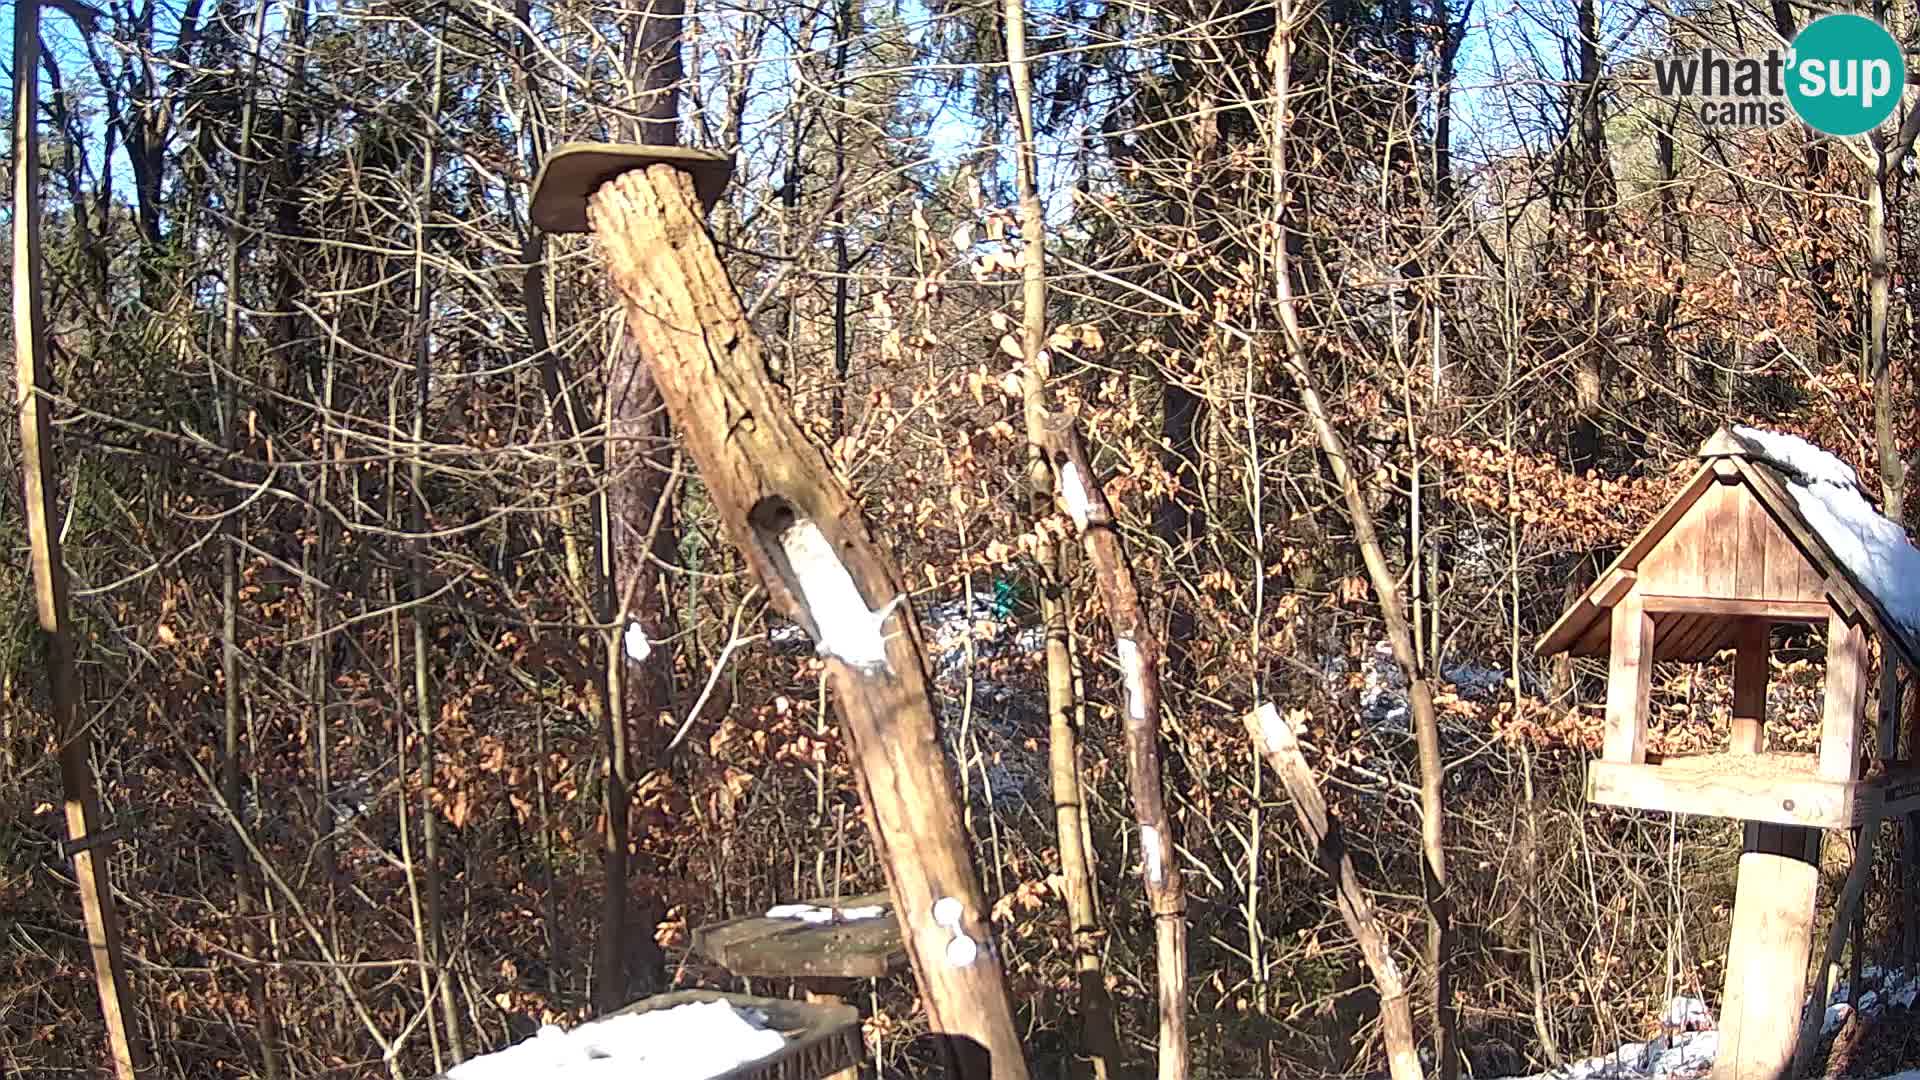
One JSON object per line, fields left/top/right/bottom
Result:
{"left": 1037, "top": 419, "right": 1191, "bottom": 1080}
{"left": 1269, "top": 6, "right": 1455, "bottom": 1076}
{"left": 13, "top": 2, "right": 146, "bottom": 1074}
{"left": 583, "top": 161, "right": 1031, "bottom": 1080}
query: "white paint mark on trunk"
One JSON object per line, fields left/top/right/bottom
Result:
{"left": 1117, "top": 637, "right": 1148, "bottom": 720}
{"left": 1058, "top": 462, "right": 1092, "bottom": 532}
{"left": 623, "top": 622, "right": 652, "bottom": 663}
{"left": 777, "top": 517, "right": 901, "bottom": 672}
{"left": 931, "top": 896, "right": 964, "bottom": 929}
{"left": 945, "top": 932, "right": 979, "bottom": 967}
{"left": 1141, "top": 824, "right": 1164, "bottom": 884}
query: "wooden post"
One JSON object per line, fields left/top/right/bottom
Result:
{"left": 1712, "top": 824, "right": 1821, "bottom": 1080}
{"left": 1821, "top": 613, "right": 1867, "bottom": 781}
{"left": 1603, "top": 594, "right": 1653, "bottom": 764}
{"left": 12, "top": 3, "right": 146, "bottom": 1077}
{"left": 552, "top": 155, "right": 1028, "bottom": 1080}
{"left": 1730, "top": 619, "right": 1768, "bottom": 754}
{"left": 1246, "top": 705, "right": 1422, "bottom": 1080}
{"left": 1037, "top": 417, "right": 1188, "bottom": 1080}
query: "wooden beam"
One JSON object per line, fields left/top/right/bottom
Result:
{"left": 1713, "top": 457, "right": 1741, "bottom": 481}
{"left": 1604, "top": 594, "right": 1654, "bottom": 764}
{"left": 582, "top": 163, "right": 1027, "bottom": 1079}
{"left": 1823, "top": 613, "right": 1868, "bottom": 783}
{"left": 12, "top": 5, "right": 146, "bottom": 1077}
{"left": 1731, "top": 620, "right": 1769, "bottom": 754}
{"left": 1591, "top": 569, "right": 1636, "bottom": 608}
{"left": 1638, "top": 595, "right": 1831, "bottom": 622}
{"left": 1587, "top": 758, "right": 1855, "bottom": 829}
{"left": 1713, "top": 823, "right": 1821, "bottom": 1080}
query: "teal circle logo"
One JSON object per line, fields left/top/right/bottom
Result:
{"left": 1787, "top": 14, "right": 1905, "bottom": 136}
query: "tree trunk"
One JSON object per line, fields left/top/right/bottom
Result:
{"left": 1268, "top": 9, "right": 1456, "bottom": 1076}
{"left": 1039, "top": 419, "right": 1191, "bottom": 1080}
{"left": 1001, "top": 1, "right": 1144, "bottom": 1073}
{"left": 13, "top": 4, "right": 147, "bottom": 1073}
{"left": 585, "top": 161, "right": 1031, "bottom": 1080}
{"left": 1247, "top": 705, "right": 1422, "bottom": 1080}
{"left": 596, "top": 0, "right": 689, "bottom": 1010}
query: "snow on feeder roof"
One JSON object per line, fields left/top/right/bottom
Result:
{"left": 1537, "top": 425, "right": 1920, "bottom": 674}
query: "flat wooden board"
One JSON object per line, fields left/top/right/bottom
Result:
{"left": 530, "top": 142, "right": 734, "bottom": 234}
{"left": 693, "top": 893, "right": 908, "bottom": 980}
{"left": 1588, "top": 756, "right": 1920, "bottom": 829}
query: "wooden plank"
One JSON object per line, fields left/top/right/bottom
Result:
{"left": 1713, "top": 457, "right": 1742, "bottom": 481}
{"left": 1731, "top": 620, "right": 1769, "bottom": 754}
{"left": 693, "top": 893, "right": 906, "bottom": 980}
{"left": 1638, "top": 596, "right": 1831, "bottom": 621}
{"left": 1535, "top": 464, "right": 1719, "bottom": 657}
{"left": 1640, "top": 504, "right": 1706, "bottom": 597}
{"left": 1734, "top": 490, "right": 1771, "bottom": 598}
{"left": 1604, "top": 594, "right": 1655, "bottom": 764}
{"left": 1586, "top": 758, "right": 1856, "bottom": 828}
{"left": 1822, "top": 613, "right": 1868, "bottom": 783}
{"left": 1700, "top": 483, "right": 1743, "bottom": 597}
{"left": 1672, "top": 612, "right": 1726, "bottom": 660}
{"left": 1738, "top": 458, "right": 1888, "bottom": 632}
{"left": 1713, "top": 823, "right": 1822, "bottom": 1080}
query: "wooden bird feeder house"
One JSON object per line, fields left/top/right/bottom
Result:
{"left": 1538, "top": 426, "right": 1920, "bottom": 1080}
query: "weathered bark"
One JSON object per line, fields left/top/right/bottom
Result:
{"left": 1567, "top": 0, "right": 1612, "bottom": 479}
{"left": 586, "top": 162, "right": 1030, "bottom": 1080}
{"left": 13, "top": 4, "right": 147, "bottom": 1073}
{"left": 1246, "top": 705, "right": 1422, "bottom": 1080}
{"left": 1268, "top": 8, "right": 1455, "bottom": 1076}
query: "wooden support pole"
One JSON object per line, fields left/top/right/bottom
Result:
{"left": 1037, "top": 416, "right": 1188, "bottom": 1080}
{"left": 1730, "top": 619, "right": 1768, "bottom": 755}
{"left": 1603, "top": 594, "right": 1653, "bottom": 764}
{"left": 1246, "top": 705, "right": 1422, "bottom": 1080}
{"left": 1793, "top": 636, "right": 1898, "bottom": 1077}
{"left": 1712, "top": 824, "right": 1820, "bottom": 1080}
{"left": 1822, "top": 614, "right": 1868, "bottom": 782}
{"left": 577, "top": 161, "right": 1027, "bottom": 1080}
{"left": 12, "top": 4, "right": 146, "bottom": 1077}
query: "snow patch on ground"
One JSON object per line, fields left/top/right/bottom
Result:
{"left": 447, "top": 999, "right": 787, "bottom": 1079}
{"left": 1494, "top": 969, "right": 1920, "bottom": 1080}
{"left": 1732, "top": 426, "right": 1920, "bottom": 634}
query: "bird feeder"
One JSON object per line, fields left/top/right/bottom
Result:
{"left": 694, "top": 893, "right": 907, "bottom": 1080}
{"left": 1538, "top": 426, "right": 1920, "bottom": 1080}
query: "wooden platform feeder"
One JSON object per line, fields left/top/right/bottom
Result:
{"left": 1538, "top": 427, "right": 1920, "bottom": 1080}
{"left": 694, "top": 893, "right": 907, "bottom": 1080}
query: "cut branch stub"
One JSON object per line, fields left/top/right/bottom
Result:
{"left": 570, "top": 157, "right": 1028, "bottom": 1080}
